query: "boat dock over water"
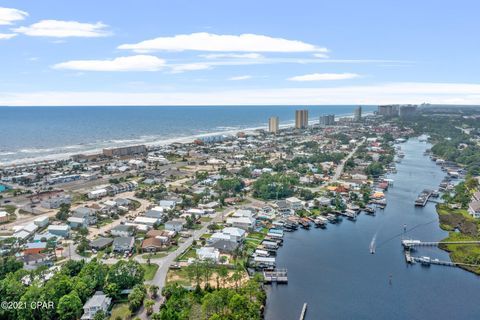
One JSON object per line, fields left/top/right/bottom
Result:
{"left": 263, "top": 269, "right": 288, "bottom": 283}
{"left": 402, "top": 239, "right": 480, "bottom": 249}
{"left": 414, "top": 189, "right": 433, "bottom": 206}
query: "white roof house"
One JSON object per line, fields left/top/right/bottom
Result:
{"left": 226, "top": 216, "right": 255, "bottom": 231}
{"left": 196, "top": 247, "right": 220, "bottom": 262}
{"left": 133, "top": 216, "right": 158, "bottom": 226}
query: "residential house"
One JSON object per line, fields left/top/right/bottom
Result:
{"left": 210, "top": 239, "right": 239, "bottom": 254}
{"left": 112, "top": 236, "right": 135, "bottom": 253}
{"left": 72, "top": 207, "right": 98, "bottom": 225}
{"left": 196, "top": 247, "right": 220, "bottom": 262}
{"left": 47, "top": 225, "right": 70, "bottom": 238}
{"left": 90, "top": 237, "right": 113, "bottom": 250}
{"left": 81, "top": 291, "right": 112, "bottom": 320}
{"left": 67, "top": 216, "right": 87, "bottom": 228}
{"left": 40, "top": 194, "right": 72, "bottom": 209}
{"left": 0, "top": 211, "right": 8, "bottom": 223}
{"left": 141, "top": 237, "right": 168, "bottom": 252}
{"left": 110, "top": 225, "right": 134, "bottom": 237}
{"left": 23, "top": 242, "right": 47, "bottom": 255}
{"left": 226, "top": 216, "right": 255, "bottom": 231}
{"left": 33, "top": 216, "right": 49, "bottom": 228}
{"left": 286, "top": 197, "right": 303, "bottom": 210}
{"left": 468, "top": 200, "right": 480, "bottom": 218}
{"left": 165, "top": 220, "right": 183, "bottom": 232}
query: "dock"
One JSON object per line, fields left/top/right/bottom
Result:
{"left": 263, "top": 269, "right": 288, "bottom": 283}
{"left": 414, "top": 189, "right": 433, "bottom": 206}
{"left": 299, "top": 303, "right": 308, "bottom": 320}
{"left": 402, "top": 239, "right": 480, "bottom": 249}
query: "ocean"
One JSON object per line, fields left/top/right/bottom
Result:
{"left": 0, "top": 105, "right": 375, "bottom": 165}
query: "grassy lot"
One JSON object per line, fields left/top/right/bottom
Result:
{"left": 200, "top": 217, "right": 212, "bottom": 222}
{"left": 110, "top": 303, "right": 131, "bottom": 320}
{"left": 200, "top": 233, "right": 211, "bottom": 239}
{"left": 177, "top": 246, "right": 199, "bottom": 261}
{"left": 2, "top": 205, "right": 16, "bottom": 214}
{"left": 436, "top": 204, "right": 480, "bottom": 274}
{"left": 141, "top": 263, "right": 159, "bottom": 281}
{"left": 142, "top": 252, "right": 167, "bottom": 259}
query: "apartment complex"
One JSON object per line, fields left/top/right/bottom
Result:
{"left": 319, "top": 114, "right": 335, "bottom": 127}
{"left": 102, "top": 145, "right": 147, "bottom": 157}
{"left": 295, "top": 110, "right": 309, "bottom": 129}
{"left": 268, "top": 116, "right": 279, "bottom": 133}
{"left": 354, "top": 106, "right": 362, "bottom": 121}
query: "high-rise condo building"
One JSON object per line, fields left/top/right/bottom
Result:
{"left": 354, "top": 106, "right": 362, "bottom": 121}
{"left": 268, "top": 116, "right": 279, "bottom": 133}
{"left": 295, "top": 109, "right": 309, "bottom": 129}
{"left": 377, "top": 105, "right": 399, "bottom": 117}
{"left": 319, "top": 114, "right": 335, "bottom": 127}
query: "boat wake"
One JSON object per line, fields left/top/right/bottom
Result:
{"left": 370, "top": 233, "right": 377, "bottom": 254}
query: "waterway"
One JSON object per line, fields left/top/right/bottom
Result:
{"left": 265, "top": 138, "right": 480, "bottom": 320}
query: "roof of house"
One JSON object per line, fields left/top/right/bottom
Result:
{"left": 111, "top": 224, "right": 133, "bottom": 232}
{"left": 112, "top": 236, "right": 134, "bottom": 248}
{"left": 142, "top": 237, "right": 165, "bottom": 249}
{"left": 83, "top": 291, "right": 111, "bottom": 309}
{"left": 210, "top": 239, "right": 238, "bottom": 252}
{"left": 470, "top": 200, "right": 480, "bottom": 211}
{"left": 90, "top": 237, "right": 113, "bottom": 248}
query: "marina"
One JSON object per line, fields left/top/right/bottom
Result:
{"left": 265, "top": 138, "right": 480, "bottom": 320}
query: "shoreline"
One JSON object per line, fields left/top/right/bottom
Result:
{"left": 0, "top": 111, "right": 372, "bottom": 167}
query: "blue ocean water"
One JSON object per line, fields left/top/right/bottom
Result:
{"left": 0, "top": 105, "right": 374, "bottom": 165}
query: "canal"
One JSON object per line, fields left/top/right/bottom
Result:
{"left": 264, "top": 138, "right": 480, "bottom": 320}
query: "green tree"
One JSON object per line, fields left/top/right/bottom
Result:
{"left": 57, "top": 291, "right": 83, "bottom": 320}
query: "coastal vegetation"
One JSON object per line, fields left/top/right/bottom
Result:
{"left": 0, "top": 259, "right": 145, "bottom": 320}
{"left": 153, "top": 277, "right": 265, "bottom": 320}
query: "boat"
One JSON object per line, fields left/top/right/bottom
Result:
{"left": 314, "top": 216, "right": 328, "bottom": 228}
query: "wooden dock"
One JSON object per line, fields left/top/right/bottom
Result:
{"left": 263, "top": 269, "right": 288, "bottom": 283}
{"left": 402, "top": 239, "right": 480, "bottom": 249}
{"left": 299, "top": 303, "right": 308, "bottom": 320}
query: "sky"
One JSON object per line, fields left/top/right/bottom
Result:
{"left": 1, "top": 0, "right": 480, "bottom": 106}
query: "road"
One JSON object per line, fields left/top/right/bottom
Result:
{"left": 332, "top": 138, "right": 365, "bottom": 181}
{"left": 136, "top": 207, "right": 231, "bottom": 318}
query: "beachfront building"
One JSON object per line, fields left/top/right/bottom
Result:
{"left": 295, "top": 110, "right": 309, "bottom": 129}
{"left": 354, "top": 106, "right": 362, "bottom": 121}
{"left": 319, "top": 114, "right": 335, "bottom": 127}
{"left": 268, "top": 116, "right": 279, "bottom": 133}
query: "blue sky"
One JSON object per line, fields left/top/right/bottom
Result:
{"left": 1, "top": 0, "right": 479, "bottom": 105}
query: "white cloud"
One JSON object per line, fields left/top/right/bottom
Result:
{"left": 288, "top": 73, "right": 360, "bottom": 81}
{"left": 13, "top": 20, "right": 110, "bottom": 37}
{"left": 3, "top": 82, "right": 480, "bottom": 106}
{"left": 0, "top": 33, "right": 16, "bottom": 39}
{"left": 118, "top": 32, "right": 327, "bottom": 53}
{"left": 228, "top": 75, "right": 252, "bottom": 81}
{"left": 170, "top": 63, "right": 211, "bottom": 73}
{"left": 0, "top": 7, "right": 28, "bottom": 25}
{"left": 53, "top": 55, "right": 166, "bottom": 72}
{"left": 200, "top": 53, "right": 264, "bottom": 59}
{"left": 313, "top": 53, "right": 329, "bottom": 59}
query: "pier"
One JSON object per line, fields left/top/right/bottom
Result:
{"left": 404, "top": 252, "right": 480, "bottom": 268}
{"left": 263, "top": 269, "right": 288, "bottom": 283}
{"left": 402, "top": 239, "right": 480, "bottom": 249}
{"left": 414, "top": 189, "right": 433, "bottom": 206}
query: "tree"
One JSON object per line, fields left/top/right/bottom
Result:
{"left": 185, "top": 261, "right": 204, "bottom": 289}
{"left": 0, "top": 256, "right": 23, "bottom": 280}
{"left": 56, "top": 203, "right": 70, "bottom": 221}
{"left": 128, "top": 285, "right": 146, "bottom": 312}
{"left": 107, "top": 260, "right": 144, "bottom": 290}
{"left": 93, "top": 310, "right": 107, "bottom": 320}
{"left": 104, "top": 282, "right": 120, "bottom": 300}
{"left": 57, "top": 291, "right": 83, "bottom": 320}
{"left": 145, "top": 299, "right": 155, "bottom": 315}
{"left": 217, "top": 266, "right": 229, "bottom": 288}
{"left": 149, "top": 284, "right": 159, "bottom": 299}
